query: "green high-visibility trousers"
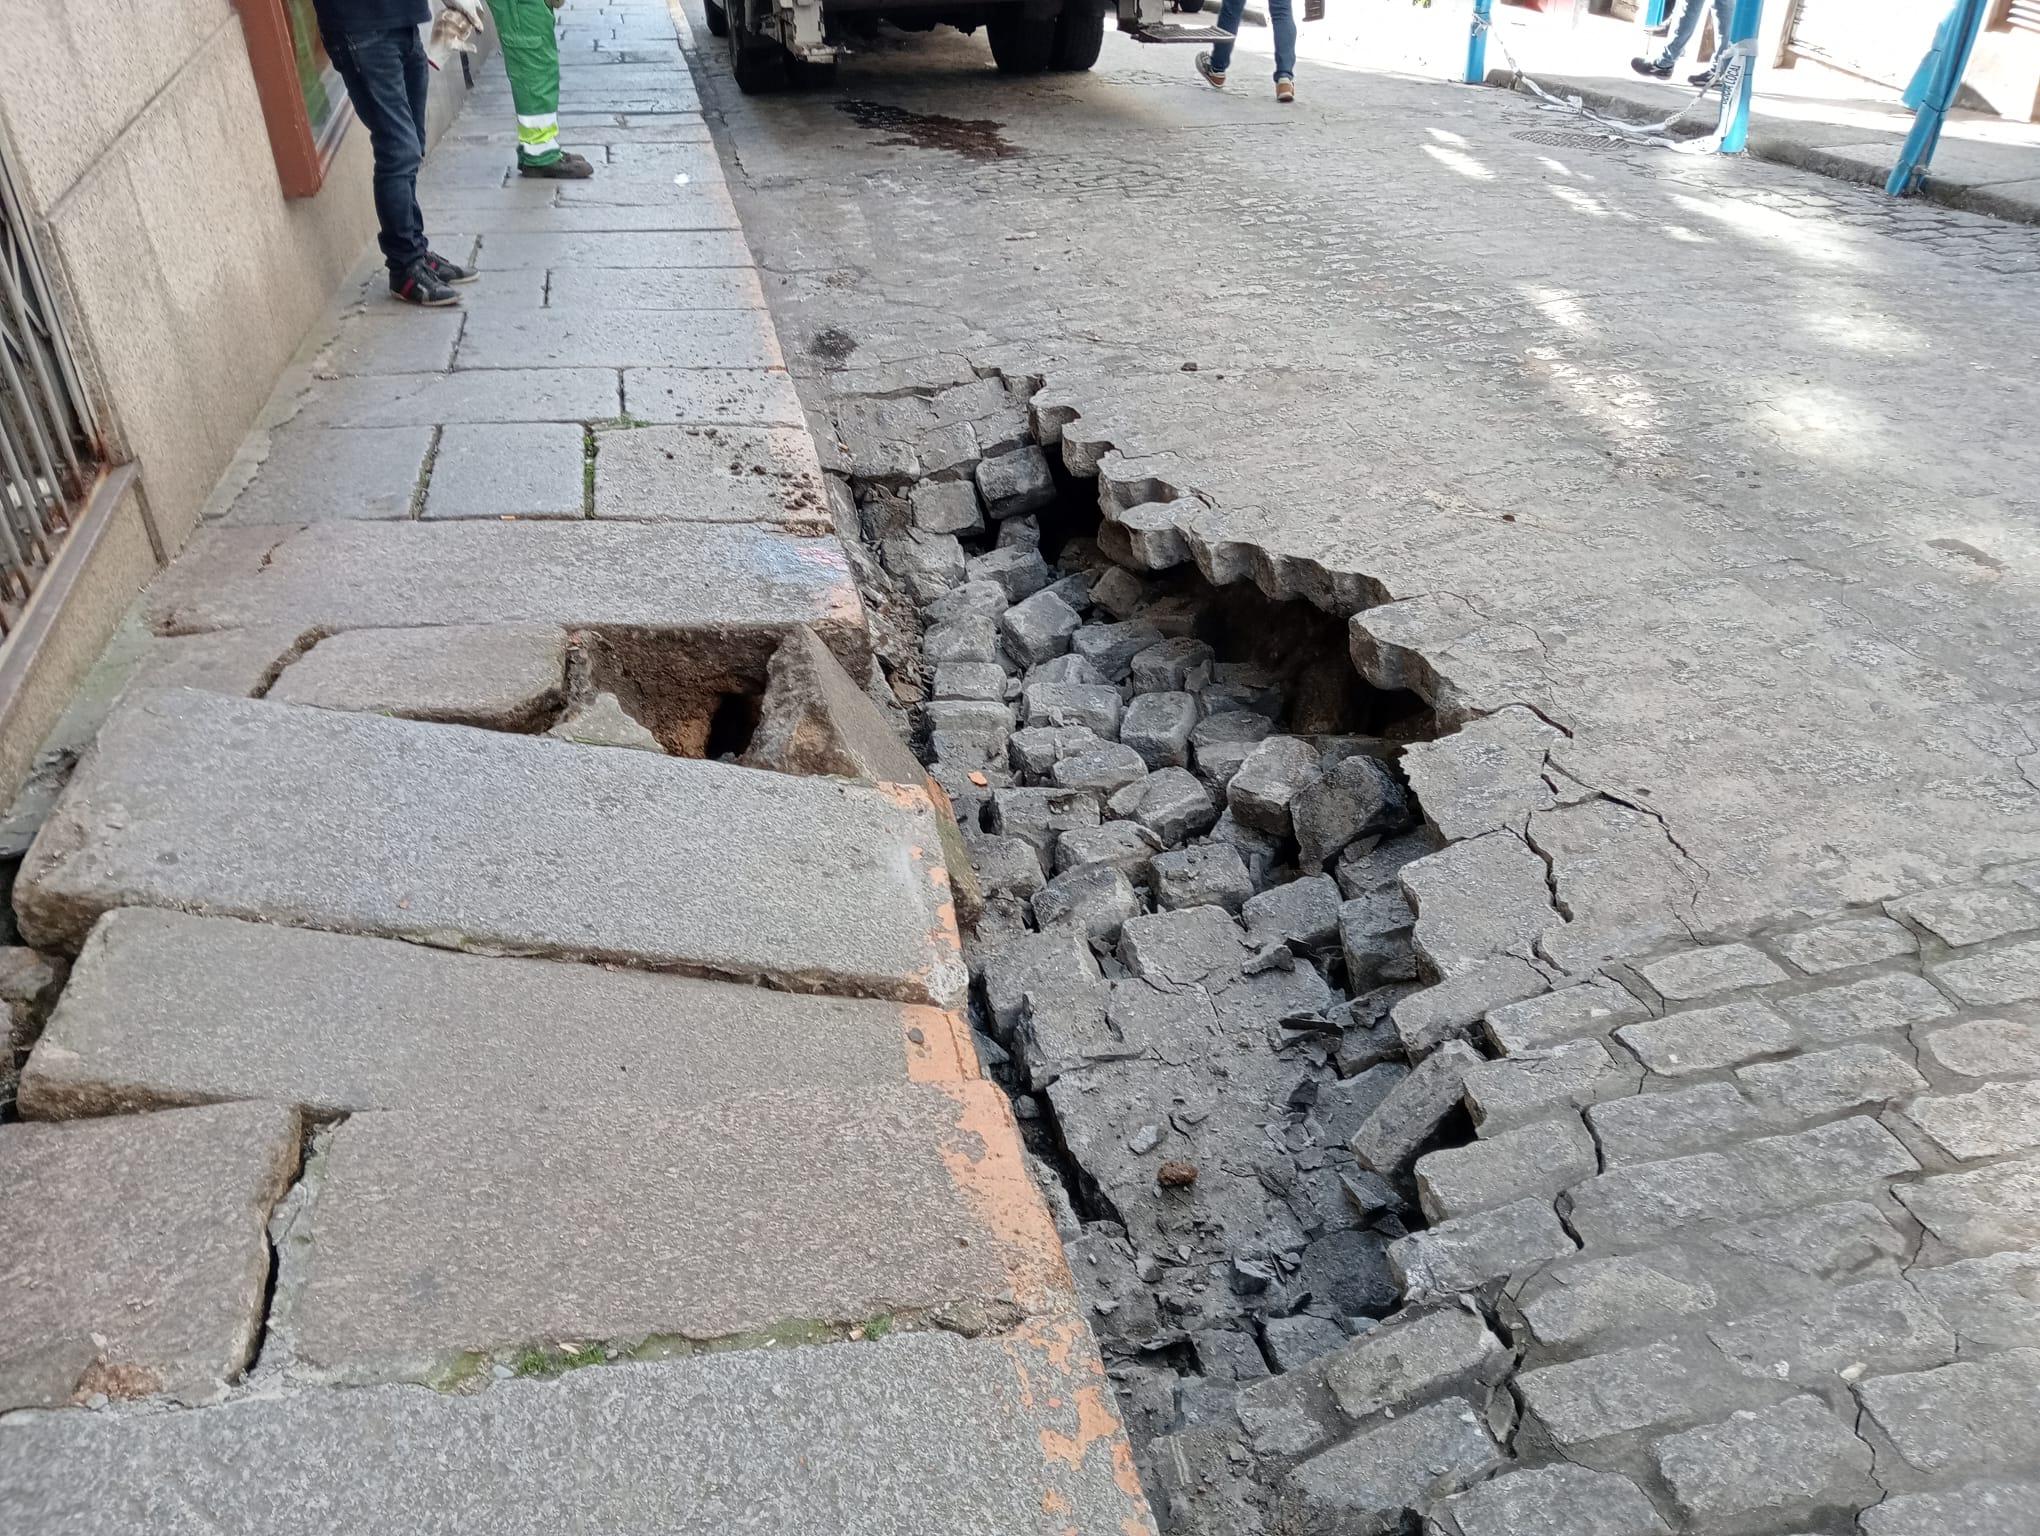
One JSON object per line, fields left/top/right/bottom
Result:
{"left": 495, "top": 0, "right": 563, "bottom": 167}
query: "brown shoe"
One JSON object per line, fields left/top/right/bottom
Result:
{"left": 518, "top": 150, "right": 595, "bottom": 179}
{"left": 1275, "top": 77, "right": 1295, "bottom": 103}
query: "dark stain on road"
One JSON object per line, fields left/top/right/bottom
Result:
{"left": 837, "top": 100, "right": 1020, "bottom": 161}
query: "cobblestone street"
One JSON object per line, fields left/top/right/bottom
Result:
{"left": 2, "top": 1, "right": 2039, "bottom": 1532}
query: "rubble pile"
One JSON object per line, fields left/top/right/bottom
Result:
{"left": 829, "top": 372, "right": 1527, "bottom": 1530}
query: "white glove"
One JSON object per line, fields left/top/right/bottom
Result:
{"left": 444, "top": 0, "right": 488, "bottom": 28}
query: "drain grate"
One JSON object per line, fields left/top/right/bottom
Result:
{"left": 1512, "top": 126, "right": 1634, "bottom": 152}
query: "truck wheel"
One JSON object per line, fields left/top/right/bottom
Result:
{"left": 705, "top": 0, "right": 729, "bottom": 37}
{"left": 987, "top": 14, "right": 1057, "bottom": 73}
{"left": 1050, "top": 1, "right": 1105, "bottom": 69}
{"left": 727, "top": 0, "right": 783, "bottom": 92}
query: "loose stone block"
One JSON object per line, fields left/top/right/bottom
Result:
{"left": 1088, "top": 566, "right": 1146, "bottom": 621}
{"left": 1263, "top": 1314, "right": 1349, "bottom": 1373}
{"left": 1919, "top": 1015, "right": 2040, "bottom": 1078}
{"left": 1516, "top": 1337, "right": 1779, "bottom": 1452}
{"left": 1402, "top": 832, "right": 1560, "bottom": 980}
{"left": 1651, "top": 1395, "right": 1876, "bottom": 1531}
{"left": 988, "top": 786, "right": 1103, "bottom": 862}
{"left": 1899, "top": 1078, "right": 2040, "bottom": 1160}
{"left": 1001, "top": 589, "right": 1084, "bottom": 666}
{"left": 20, "top": 911, "right": 973, "bottom": 1118}
{"left": 1009, "top": 724, "right": 1098, "bottom": 777}
{"left": 1587, "top": 1081, "right": 1769, "bottom": 1164}
{"left": 1860, "top": 1481, "right": 2040, "bottom": 1536}
{"left": 1210, "top": 809, "right": 1285, "bottom": 889}
{"left": 1389, "top": 1197, "right": 1576, "bottom": 1295}
{"left": 1348, "top": 1040, "right": 1482, "bottom": 1174}
{"left": 1129, "top": 637, "right": 1213, "bottom": 693}
{"left": 1855, "top": 1348, "right": 2040, "bottom": 1480}
{"left": 1119, "top": 691, "right": 1197, "bottom": 769}
{"left": 1226, "top": 736, "right": 1324, "bottom": 838}
{"left": 0, "top": 1102, "right": 299, "bottom": 1409}
{"left": 1774, "top": 915, "right": 1916, "bottom": 974}
{"left": 1736, "top": 1043, "right": 1926, "bottom": 1121}
{"left": 1776, "top": 972, "right": 1955, "bottom": 1042}
{"left": 548, "top": 691, "right": 662, "bottom": 751}
{"left": 972, "top": 836, "right": 1047, "bottom": 901}
{"left": 1615, "top": 1000, "right": 1795, "bottom": 1077}
{"left": 981, "top": 927, "right": 1103, "bottom": 1035}
{"left": 975, "top": 444, "right": 1055, "bottom": 519}
{"left": 1391, "top": 956, "right": 1548, "bottom": 1056}
{"left": 283, "top": 1083, "right": 1067, "bottom": 1380}
{"left": 1435, "top": 1464, "right": 1670, "bottom": 1536}
{"left": 926, "top": 578, "right": 1009, "bottom": 626}
{"left": 1636, "top": 943, "right": 1789, "bottom": 1000}
{"left": 1566, "top": 1118, "right": 1920, "bottom": 1248}
{"left": 1054, "top": 822, "right": 1162, "bottom": 885}
{"left": 18, "top": 692, "right": 964, "bottom": 1009}
{"left": 1291, "top": 755, "right": 1410, "bottom": 872}
{"left": 1414, "top": 1114, "right": 1596, "bottom": 1222}
{"left": 1483, "top": 977, "right": 1647, "bottom": 1055}
{"left": 970, "top": 544, "right": 1053, "bottom": 602}
{"left": 1235, "top": 1357, "right": 1345, "bottom": 1462}
{"left": 268, "top": 625, "right": 568, "bottom": 729}
{"left": 909, "top": 478, "right": 985, "bottom": 536}
{"left": 1022, "top": 680, "right": 1123, "bottom": 738}
{"left": 143, "top": 521, "right": 868, "bottom": 669}
{"left": 1279, "top": 1398, "right": 1501, "bottom": 1536}
{"left": 1893, "top": 1157, "right": 2040, "bottom": 1256}
{"left": 1032, "top": 863, "right": 1140, "bottom": 945}
{"left": 925, "top": 615, "right": 1003, "bottom": 665}
{"left": 1462, "top": 1039, "right": 1635, "bottom": 1135}
{"left": 1320, "top": 1304, "right": 1506, "bottom": 1422}
{"left": 1516, "top": 1253, "right": 1716, "bottom": 1347}
{"left": 1151, "top": 844, "right": 1252, "bottom": 914}
{"left": 883, "top": 529, "right": 970, "bottom": 604}
{"left": 1243, "top": 875, "right": 1342, "bottom": 951}
{"left": 1071, "top": 621, "right": 1162, "bottom": 684}
{"left": 1933, "top": 934, "right": 2040, "bottom": 1007}
{"left": 1050, "top": 743, "right": 1147, "bottom": 794}
{"left": 0, "top": 1322, "right": 1153, "bottom": 1536}
{"left": 1891, "top": 884, "right": 2040, "bottom": 947}
{"left": 1708, "top": 1277, "right": 1954, "bottom": 1384}
{"left": 933, "top": 661, "right": 1009, "bottom": 702}
{"left": 1109, "top": 767, "right": 1218, "bottom": 846}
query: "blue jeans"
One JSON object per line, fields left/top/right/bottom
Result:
{"left": 1655, "top": 0, "right": 1730, "bottom": 68}
{"left": 325, "top": 25, "right": 431, "bottom": 277}
{"left": 1211, "top": 0, "right": 1296, "bottom": 81}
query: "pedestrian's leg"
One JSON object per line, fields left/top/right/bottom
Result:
{"left": 1209, "top": 0, "right": 1248, "bottom": 73}
{"left": 398, "top": 27, "right": 431, "bottom": 272}
{"left": 1655, "top": 0, "right": 1708, "bottom": 67}
{"left": 1268, "top": 0, "right": 1296, "bottom": 82}
{"left": 496, "top": 0, "right": 564, "bottom": 169}
{"left": 325, "top": 28, "right": 430, "bottom": 279}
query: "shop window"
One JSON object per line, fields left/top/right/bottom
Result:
{"left": 240, "top": 0, "right": 355, "bottom": 197}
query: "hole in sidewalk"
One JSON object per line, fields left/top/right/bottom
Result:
{"left": 838, "top": 380, "right": 1476, "bottom": 1528}
{"left": 566, "top": 629, "right": 769, "bottom": 760}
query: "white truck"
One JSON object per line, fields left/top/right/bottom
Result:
{"left": 704, "top": 0, "right": 1223, "bottom": 90}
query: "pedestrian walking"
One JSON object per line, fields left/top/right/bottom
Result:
{"left": 1632, "top": 0, "right": 1731, "bottom": 84}
{"left": 495, "top": 0, "right": 597, "bottom": 178}
{"left": 1195, "top": 0, "right": 1298, "bottom": 103}
{"left": 316, "top": 0, "right": 479, "bottom": 307}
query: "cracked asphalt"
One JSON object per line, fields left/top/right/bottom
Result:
{"left": 691, "top": 13, "right": 2040, "bottom": 958}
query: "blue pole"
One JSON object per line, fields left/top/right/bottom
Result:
{"left": 1717, "top": 0, "right": 1766, "bottom": 155}
{"left": 1887, "top": 0, "right": 1990, "bottom": 197}
{"left": 1467, "top": 0, "right": 1492, "bottom": 84}
{"left": 1646, "top": 0, "right": 1670, "bottom": 25}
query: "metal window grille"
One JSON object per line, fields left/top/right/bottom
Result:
{"left": 0, "top": 136, "right": 100, "bottom": 639}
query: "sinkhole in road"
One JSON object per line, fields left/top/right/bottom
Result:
{"left": 841, "top": 388, "right": 1505, "bottom": 1527}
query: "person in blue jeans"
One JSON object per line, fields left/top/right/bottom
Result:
{"left": 1196, "top": 0, "right": 1297, "bottom": 103}
{"left": 316, "top": 0, "right": 478, "bottom": 306}
{"left": 1632, "top": 0, "right": 1732, "bottom": 86}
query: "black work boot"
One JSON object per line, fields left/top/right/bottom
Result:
{"left": 518, "top": 150, "right": 596, "bottom": 179}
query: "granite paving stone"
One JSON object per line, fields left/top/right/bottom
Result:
{"left": 285, "top": 367, "right": 623, "bottom": 429}
{"left": 1853, "top": 1347, "right": 2040, "bottom": 1482}
{"left": 461, "top": 307, "right": 780, "bottom": 370}
{"left": 593, "top": 424, "right": 829, "bottom": 528}
{"left": 223, "top": 426, "right": 431, "bottom": 523}
{"left": 1774, "top": 971, "right": 1956, "bottom": 1042}
{"left": 622, "top": 366, "right": 804, "bottom": 425}
{"left": 1890, "top": 884, "right": 2040, "bottom": 947}
{"left": 1433, "top": 1463, "right": 1670, "bottom": 1536}
{"left": 1650, "top": 1395, "right": 1877, "bottom": 1531}
{"left": 16, "top": 691, "right": 963, "bottom": 1007}
{"left": 1772, "top": 914, "right": 1917, "bottom": 974}
{"left": 0, "top": 1102, "right": 300, "bottom": 1410}
{"left": 1934, "top": 938, "right": 2040, "bottom": 1005}
{"left": 424, "top": 423, "right": 589, "bottom": 519}
{"left": 266, "top": 624, "right": 568, "bottom": 728}
{"left": 1918, "top": 1015, "right": 2040, "bottom": 1078}
{"left": 1636, "top": 943, "right": 1790, "bottom": 1000}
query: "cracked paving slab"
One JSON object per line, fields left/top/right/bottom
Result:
{"left": 701, "top": 18, "right": 2040, "bottom": 946}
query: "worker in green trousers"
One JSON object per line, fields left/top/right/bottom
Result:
{"left": 494, "top": 0, "right": 594, "bottom": 178}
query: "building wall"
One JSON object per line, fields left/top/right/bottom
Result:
{"left": 0, "top": 1, "right": 480, "bottom": 808}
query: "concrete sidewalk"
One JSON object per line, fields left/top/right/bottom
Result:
{"left": 0, "top": 2, "right": 1150, "bottom": 1531}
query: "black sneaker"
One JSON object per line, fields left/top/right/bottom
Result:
{"left": 517, "top": 150, "right": 596, "bottom": 180}
{"left": 390, "top": 262, "right": 460, "bottom": 307}
{"left": 1688, "top": 64, "right": 1722, "bottom": 86}
{"left": 423, "top": 250, "right": 478, "bottom": 285}
{"left": 1630, "top": 56, "right": 1672, "bottom": 79}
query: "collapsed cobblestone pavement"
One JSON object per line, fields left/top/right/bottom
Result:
{"left": 3, "top": 1, "right": 2040, "bottom": 1533}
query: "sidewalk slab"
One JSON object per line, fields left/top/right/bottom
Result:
{"left": 473, "top": 230, "right": 748, "bottom": 270}
{"left": 14, "top": 691, "right": 965, "bottom": 1007}
{"left": 594, "top": 424, "right": 828, "bottom": 528}
{"left": 139, "top": 520, "right": 867, "bottom": 669}
{"left": 20, "top": 910, "right": 974, "bottom": 1119}
{"left": 280, "top": 367, "right": 623, "bottom": 429}
{"left": 0, "top": 1322, "right": 1154, "bottom": 1535}
{"left": 0, "top": 1102, "right": 299, "bottom": 1410}
{"left": 458, "top": 307, "right": 783, "bottom": 370}
{"left": 624, "top": 367, "right": 805, "bottom": 425}
{"left": 280, "top": 1082, "right": 1063, "bottom": 1379}
{"left": 266, "top": 624, "right": 569, "bottom": 727}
